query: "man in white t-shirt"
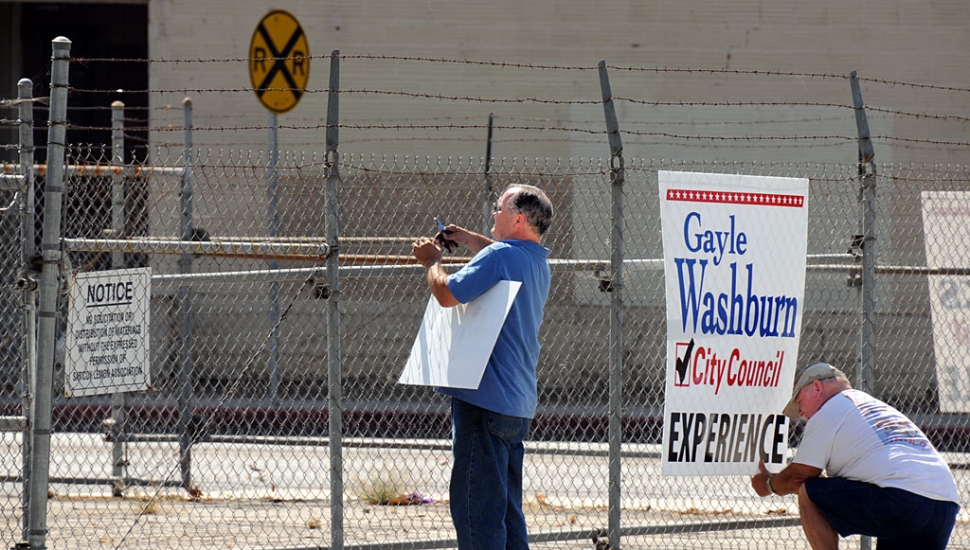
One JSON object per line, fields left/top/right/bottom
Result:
{"left": 749, "top": 362, "right": 960, "bottom": 550}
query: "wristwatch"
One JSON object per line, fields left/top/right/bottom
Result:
{"left": 765, "top": 475, "right": 776, "bottom": 495}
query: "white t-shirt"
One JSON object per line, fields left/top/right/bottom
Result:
{"left": 793, "top": 389, "right": 959, "bottom": 503}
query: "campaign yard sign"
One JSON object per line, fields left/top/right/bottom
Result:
{"left": 921, "top": 191, "right": 970, "bottom": 413}
{"left": 659, "top": 171, "right": 809, "bottom": 476}
{"left": 400, "top": 280, "right": 521, "bottom": 389}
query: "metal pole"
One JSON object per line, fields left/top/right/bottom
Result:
{"left": 599, "top": 59, "right": 625, "bottom": 550}
{"left": 849, "top": 70, "right": 877, "bottom": 395}
{"left": 110, "top": 101, "right": 125, "bottom": 266}
{"left": 267, "top": 112, "right": 281, "bottom": 406}
{"left": 325, "top": 49, "right": 344, "bottom": 550}
{"left": 177, "top": 97, "right": 195, "bottom": 492}
{"left": 850, "top": 69, "right": 877, "bottom": 550}
{"left": 28, "top": 36, "right": 71, "bottom": 550}
{"left": 109, "top": 100, "right": 127, "bottom": 495}
{"left": 483, "top": 112, "right": 495, "bottom": 236}
{"left": 18, "top": 76, "right": 36, "bottom": 542}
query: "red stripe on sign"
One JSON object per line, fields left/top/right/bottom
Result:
{"left": 666, "top": 189, "right": 804, "bottom": 208}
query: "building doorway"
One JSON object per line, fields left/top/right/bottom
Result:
{"left": 2, "top": 2, "right": 149, "bottom": 164}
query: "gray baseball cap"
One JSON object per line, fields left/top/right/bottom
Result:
{"left": 782, "top": 362, "right": 846, "bottom": 419}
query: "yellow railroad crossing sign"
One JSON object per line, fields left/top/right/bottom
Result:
{"left": 249, "top": 10, "right": 310, "bottom": 114}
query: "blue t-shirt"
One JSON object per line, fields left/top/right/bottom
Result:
{"left": 437, "top": 240, "right": 551, "bottom": 418}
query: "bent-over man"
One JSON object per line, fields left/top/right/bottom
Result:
{"left": 751, "top": 362, "right": 959, "bottom": 550}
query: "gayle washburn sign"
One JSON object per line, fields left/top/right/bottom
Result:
{"left": 65, "top": 268, "right": 151, "bottom": 397}
{"left": 658, "top": 171, "right": 809, "bottom": 476}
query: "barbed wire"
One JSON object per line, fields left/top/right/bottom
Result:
{"left": 7, "top": 150, "right": 968, "bottom": 176}
{"left": 9, "top": 57, "right": 968, "bottom": 160}
{"left": 66, "top": 53, "right": 970, "bottom": 93}
{"left": 864, "top": 106, "right": 970, "bottom": 123}
{"left": 66, "top": 111, "right": 970, "bottom": 135}
{"left": 59, "top": 120, "right": 966, "bottom": 145}
{"left": 69, "top": 86, "right": 606, "bottom": 104}
{"left": 12, "top": 117, "right": 970, "bottom": 152}
{"left": 94, "top": 106, "right": 854, "bottom": 126}
{"left": 147, "top": 111, "right": 858, "bottom": 127}
{"left": 142, "top": 135, "right": 820, "bottom": 149}
{"left": 68, "top": 122, "right": 600, "bottom": 133}
{"left": 64, "top": 86, "right": 859, "bottom": 109}
{"left": 20, "top": 139, "right": 947, "bottom": 158}
{"left": 0, "top": 96, "right": 50, "bottom": 108}
{"left": 112, "top": 136, "right": 873, "bottom": 150}
{"left": 61, "top": 87, "right": 970, "bottom": 126}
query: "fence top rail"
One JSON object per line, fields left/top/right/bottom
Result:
{"left": 144, "top": 254, "right": 870, "bottom": 288}
{"left": 1, "top": 163, "right": 184, "bottom": 177}
{"left": 62, "top": 238, "right": 330, "bottom": 260}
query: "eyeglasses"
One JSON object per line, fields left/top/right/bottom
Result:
{"left": 492, "top": 201, "right": 516, "bottom": 215}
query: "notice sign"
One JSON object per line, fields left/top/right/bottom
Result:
{"left": 659, "top": 171, "right": 809, "bottom": 476}
{"left": 65, "top": 268, "right": 151, "bottom": 397}
{"left": 921, "top": 191, "right": 970, "bottom": 412}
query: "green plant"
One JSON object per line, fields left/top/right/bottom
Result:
{"left": 358, "top": 470, "right": 403, "bottom": 505}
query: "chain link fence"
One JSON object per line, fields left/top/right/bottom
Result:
{"left": 3, "top": 39, "right": 970, "bottom": 550}
{"left": 3, "top": 145, "right": 970, "bottom": 549}
{"left": 0, "top": 168, "right": 26, "bottom": 540}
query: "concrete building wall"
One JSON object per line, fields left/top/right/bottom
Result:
{"left": 146, "top": 0, "right": 970, "bottom": 165}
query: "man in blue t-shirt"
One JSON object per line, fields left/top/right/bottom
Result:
{"left": 412, "top": 184, "right": 554, "bottom": 550}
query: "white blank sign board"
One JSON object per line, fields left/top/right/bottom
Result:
{"left": 399, "top": 280, "right": 521, "bottom": 389}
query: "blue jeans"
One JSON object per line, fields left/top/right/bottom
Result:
{"left": 450, "top": 398, "right": 532, "bottom": 550}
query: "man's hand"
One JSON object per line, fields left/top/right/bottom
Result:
{"left": 438, "top": 223, "right": 495, "bottom": 254}
{"left": 750, "top": 459, "right": 822, "bottom": 497}
{"left": 751, "top": 460, "right": 773, "bottom": 497}
{"left": 412, "top": 237, "right": 443, "bottom": 268}
{"left": 412, "top": 236, "right": 459, "bottom": 307}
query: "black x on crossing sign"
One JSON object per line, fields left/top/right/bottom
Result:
{"left": 249, "top": 10, "right": 310, "bottom": 114}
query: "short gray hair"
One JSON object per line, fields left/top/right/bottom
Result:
{"left": 507, "top": 185, "right": 554, "bottom": 236}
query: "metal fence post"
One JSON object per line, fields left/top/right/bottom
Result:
{"left": 110, "top": 100, "right": 125, "bottom": 267}
{"left": 850, "top": 69, "right": 877, "bottom": 550}
{"left": 483, "top": 112, "right": 495, "bottom": 236}
{"left": 325, "top": 49, "right": 344, "bottom": 550}
{"left": 267, "top": 112, "right": 281, "bottom": 406}
{"left": 849, "top": 70, "right": 877, "bottom": 396}
{"left": 27, "top": 36, "right": 71, "bottom": 550}
{"left": 18, "top": 76, "right": 36, "bottom": 543}
{"left": 178, "top": 97, "right": 195, "bottom": 492}
{"left": 109, "top": 100, "right": 127, "bottom": 495}
{"left": 598, "top": 59, "right": 625, "bottom": 550}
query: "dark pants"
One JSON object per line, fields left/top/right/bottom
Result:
{"left": 805, "top": 477, "right": 959, "bottom": 550}
{"left": 450, "top": 398, "right": 532, "bottom": 550}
